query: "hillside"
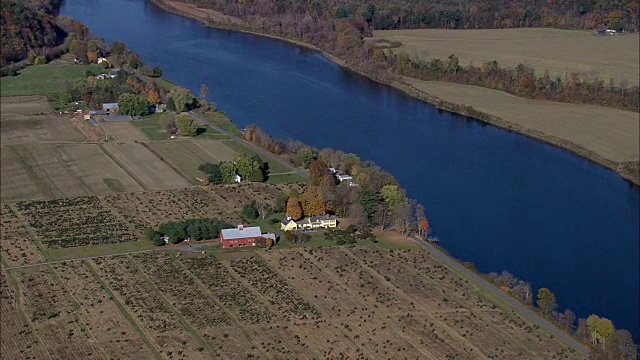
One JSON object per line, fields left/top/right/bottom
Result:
{"left": 0, "top": 0, "right": 66, "bottom": 66}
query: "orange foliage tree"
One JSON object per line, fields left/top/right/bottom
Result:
{"left": 286, "top": 197, "right": 303, "bottom": 220}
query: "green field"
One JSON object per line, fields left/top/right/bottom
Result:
{"left": 267, "top": 172, "right": 306, "bottom": 184}
{"left": 1, "top": 62, "right": 101, "bottom": 96}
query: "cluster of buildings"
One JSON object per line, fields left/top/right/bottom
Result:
{"left": 280, "top": 215, "right": 337, "bottom": 231}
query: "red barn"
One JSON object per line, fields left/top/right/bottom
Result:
{"left": 219, "top": 224, "right": 263, "bottom": 248}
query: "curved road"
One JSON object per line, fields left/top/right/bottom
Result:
{"left": 409, "top": 234, "right": 589, "bottom": 356}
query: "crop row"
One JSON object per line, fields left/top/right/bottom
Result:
{"left": 179, "top": 256, "right": 277, "bottom": 325}
{"left": 133, "top": 252, "right": 232, "bottom": 328}
{"left": 229, "top": 256, "right": 321, "bottom": 321}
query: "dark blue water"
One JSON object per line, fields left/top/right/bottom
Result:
{"left": 61, "top": 0, "right": 639, "bottom": 338}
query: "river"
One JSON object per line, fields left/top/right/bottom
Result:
{"left": 60, "top": 0, "right": 639, "bottom": 338}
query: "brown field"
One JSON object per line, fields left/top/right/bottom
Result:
{"left": 1, "top": 115, "right": 86, "bottom": 144}
{"left": 1, "top": 248, "right": 585, "bottom": 359}
{"left": 404, "top": 78, "right": 640, "bottom": 163}
{"left": 0, "top": 205, "right": 46, "bottom": 267}
{"left": 100, "top": 121, "right": 148, "bottom": 142}
{"left": 0, "top": 147, "right": 47, "bottom": 202}
{"left": 371, "top": 28, "right": 640, "bottom": 84}
{"left": 100, "top": 142, "right": 191, "bottom": 190}
{"left": 3, "top": 143, "right": 146, "bottom": 201}
{"left": 192, "top": 139, "right": 239, "bottom": 162}
{"left": 0, "top": 96, "right": 52, "bottom": 116}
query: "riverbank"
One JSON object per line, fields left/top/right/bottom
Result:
{"left": 150, "top": 0, "right": 639, "bottom": 186}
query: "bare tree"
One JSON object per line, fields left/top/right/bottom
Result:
{"left": 255, "top": 201, "right": 269, "bottom": 219}
{"left": 199, "top": 83, "right": 209, "bottom": 100}
{"left": 376, "top": 203, "right": 391, "bottom": 230}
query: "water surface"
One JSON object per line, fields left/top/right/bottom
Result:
{"left": 61, "top": 0, "right": 640, "bottom": 338}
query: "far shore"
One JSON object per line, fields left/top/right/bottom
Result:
{"left": 149, "top": 0, "right": 639, "bottom": 186}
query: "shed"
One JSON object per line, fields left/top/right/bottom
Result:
{"left": 219, "top": 225, "right": 263, "bottom": 248}
{"left": 102, "top": 103, "right": 119, "bottom": 113}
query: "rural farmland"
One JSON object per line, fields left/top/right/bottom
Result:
{"left": 371, "top": 28, "right": 640, "bottom": 84}
{"left": 0, "top": 249, "right": 585, "bottom": 359}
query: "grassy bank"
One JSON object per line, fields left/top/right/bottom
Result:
{"left": 1, "top": 60, "right": 101, "bottom": 97}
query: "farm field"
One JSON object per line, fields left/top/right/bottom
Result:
{"left": 100, "top": 142, "right": 191, "bottom": 190}
{"left": 0, "top": 248, "right": 586, "bottom": 359}
{"left": 191, "top": 139, "right": 239, "bottom": 162}
{"left": 1, "top": 114, "right": 86, "bottom": 144}
{"left": 100, "top": 121, "right": 148, "bottom": 142}
{"left": 404, "top": 78, "right": 640, "bottom": 164}
{"left": 0, "top": 96, "right": 52, "bottom": 116}
{"left": 146, "top": 140, "right": 218, "bottom": 183}
{"left": 371, "top": 28, "right": 640, "bottom": 84}
{"left": 0, "top": 183, "right": 297, "bottom": 263}
{"left": 0, "top": 60, "right": 102, "bottom": 96}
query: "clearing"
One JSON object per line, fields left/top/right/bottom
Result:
{"left": 371, "top": 28, "right": 640, "bottom": 84}
{"left": 404, "top": 78, "right": 640, "bottom": 164}
{"left": 1, "top": 59, "right": 102, "bottom": 96}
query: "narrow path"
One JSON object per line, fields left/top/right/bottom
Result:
{"left": 408, "top": 234, "right": 589, "bottom": 356}
{"left": 187, "top": 111, "right": 308, "bottom": 179}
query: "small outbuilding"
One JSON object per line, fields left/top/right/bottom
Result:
{"left": 102, "top": 103, "right": 119, "bottom": 114}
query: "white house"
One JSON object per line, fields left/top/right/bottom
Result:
{"left": 234, "top": 173, "right": 242, "bottom": 183}
{"left": 97, "top": 57, "right": 109, "bottom": 65}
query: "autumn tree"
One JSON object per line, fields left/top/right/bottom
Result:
{"left": 300, "top": 186, "right": 326, "bottom": 217}
{"left": 169, "top": 87, "right": 195, "bottom": 113}
{"left": 536, "top": 287, "right": 558, "bottom": 316}
{"left": 587, "top": 315, "right": 615, "bottom": 350}
{"left": 286, "top": 197, "right": 303, "bottom": 220}
{"left": 309, "top": 159, "right": 329, "bottom": 186}
{"left": 147, "top": 90, "right": 160, "bottom": 104}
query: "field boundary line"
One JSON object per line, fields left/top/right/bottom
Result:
{"left": 8, "top": 145, "right": 55, "bottom": 199}
{"left": 98, "top": 144, "right": 149, "bottom": 191}
{"left": 339, "top": 247, "right": 484, "bottom": 357}
{"left": 125, "top": 253, "right": 219, "bottom": 358}
{"left": 2, "top": 248, "right": 158, "bottom": 270}
{"left": 139, "top": 142, "right": 196, "bottom": 185}
{"left": 408, "top": 234, "right": 589, "bottom": 356}
{"left": 173, "top": 257, "right": 273, "bottom": 360}
{"left": 83, "top": 260, "right": 166, "bottom": 360}
{"left": 191, "top": 140, "right": 223, "bottom": 163}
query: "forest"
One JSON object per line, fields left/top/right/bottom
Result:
{"left": 0, "top": 0, "right": 66, "bottom": 66}
{"left": 173, "top": 0, "right": 639, "bottom": 110}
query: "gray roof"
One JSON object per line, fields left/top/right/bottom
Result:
{"left": 89, "top": 110, "right": 108, "bottom": 115}
{"left": 309, "top": 214, "right": 336, "bottom": 222}
{"left": 262, "top": 233, "right": 276, "bottom": 241}
{"left": 221, "top": 226, "right": 262, "bottom": 240}
{"left": 102, "top": 103, "right": 119, "bottom": 110}
{"left": 281, "top": 218, "right": 293, "bottom": 225}
{"left": 103, "top": 115, "right": 133, "bottom": 122}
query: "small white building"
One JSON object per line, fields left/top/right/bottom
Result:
{"left": 337, "top": 174, "right": 353, "bottom": 182}
{"left": 97, "top": 57, "right": 109, "bottom": 64}
{"left": 234, "top": 173, "right": 242, "bottom": 183}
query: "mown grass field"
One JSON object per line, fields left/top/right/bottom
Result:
{"left": 404, "top": 78, "right": 640, "bottom": 163}
{"left": 371, "top": 28, "right": 640, "bottom": 84}
{"left": 1, "top": 60, "right": 101, "bottom": 96}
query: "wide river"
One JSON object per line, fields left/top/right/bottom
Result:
{"left": 61, "top": 0, "right": 639, "bottom": 338}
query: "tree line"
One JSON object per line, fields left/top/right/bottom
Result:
{"left": 484, "top": 269, "right": 637, "bottom": 358}
{"left": 172, "top": 0, "right": 639, "bottom": 111}
{"left": 380, "top": 52, "right": 639, "bottom": 111}
{"left": 198, "top": 152, "right": 267, "bottom": 184}
{"left": 144, "top": 218, "right": 231, "bottom": 246}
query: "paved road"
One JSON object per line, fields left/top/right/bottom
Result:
{"left": 188, "top": 111, "right": 308, "bottom": 179}
{"left": 408, "top": 234, "right": 589, "bottom": 356}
